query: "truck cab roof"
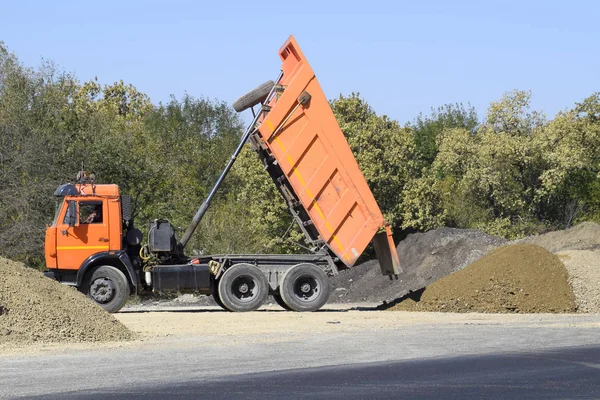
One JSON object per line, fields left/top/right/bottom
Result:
{"left": 54, "top": 183, "right": 120, "bottom": 197}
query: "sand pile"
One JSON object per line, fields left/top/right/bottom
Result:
{"left": 389, "top": 244, "right": 577, "bottom": 313}
{"left": 330, "top": 228, "right": 506, "bottom": 303}
{"left": 0, "top": 257, "right": 133, "bottom": 344}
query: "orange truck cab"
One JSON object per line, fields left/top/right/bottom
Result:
{"left": 44, "top": 36, "right": 400, "bottom": 314}
{"left": 45, "top": 181, "right": 140, "bottom": 310}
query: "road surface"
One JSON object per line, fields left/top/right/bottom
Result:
{"left": 29, "top": 346, "right": 600, "bottom": 399}
{"left": 1, "top": 305, "right": 599, "bottom": 399}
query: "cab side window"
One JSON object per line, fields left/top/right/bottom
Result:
{"left": 80, "top": 201, "right": 103, "bottom": 224}
{"left": 62, "top": 202, "right": 75, "bottom": 225}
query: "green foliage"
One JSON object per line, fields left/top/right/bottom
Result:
{"left": 139, "top": 94, "right": 243, "bottom": 234}
{"left": 485, "top": 90, "right": 545, "bottom": 135}
{"left": 533, "top": 93, "right": 600, "bottom": 226}
{"left": 417, "top": 92, "right": 548, "bottom": 237}
{"left": 401, "top": 173, "right": 446, "bottom": 231}
{"left": 0, "top": 46, "right": 78, "bottom": 267}
{"left": 404, "top": 90, "right": 600, "bottom": 237}
{"left": 331, "top": 93, "right": 418, "bottom": 226}
{"left": 410, "top": 103, "right": 479, "bottom": 167}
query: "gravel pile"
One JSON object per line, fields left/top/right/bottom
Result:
{"left": 556, "top": 250, "right": 600, "bottom": 313}
{"left": 516, "top": 222, "right": 600, "bottom": 252}
{"left": 0, "top": 257, "right": 133, "bottom": 344}
{"left": 332, "top": 222, "right": 600, "bottom": 313}
{"left": 330, "top": 228, "right": 506, "bottom": 304}
{"left": 389, "top": 244, "right": 577, "bottom": 313}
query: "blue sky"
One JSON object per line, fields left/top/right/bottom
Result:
{"left": 1, "top": 0, "right": 598, "bottom": 124}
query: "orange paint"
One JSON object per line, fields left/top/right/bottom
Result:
{"left": 45, "top": 184, "right": 123, "bottom": 271}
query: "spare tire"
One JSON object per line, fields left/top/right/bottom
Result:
{"left": 232, "top": 80, "right": 274, "bottom": 113}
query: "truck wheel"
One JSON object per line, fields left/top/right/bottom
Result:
{"left": 213, "top": 291, "right": 227, "bottom": 310}
{"left": 232, "top": 80, "right": 274, "bottom": 112}
{"left": 218, "top": 264, "right": 269, "bottom": 312}
{"left": 272, "top": 293, "right": 292, "bottom": 311}
{"left": 211, "top": 280, "right": 227, "bottom": 310}
{"left": 85, "top": 266, "right": 130, "bottom": 313}
{"left": 279, "top": 264, "right": 330, "bottom": 312}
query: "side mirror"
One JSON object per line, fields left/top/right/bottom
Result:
{"left": 67, "top": 201, "right": 77, "bottom": 227}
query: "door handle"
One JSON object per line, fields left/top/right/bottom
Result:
{"left": 99, "top": 237, "right": 109, "bottom": 242}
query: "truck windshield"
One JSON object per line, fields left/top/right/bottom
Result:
{"left": 51, "top": 198, "right": 63, "bottom": 226}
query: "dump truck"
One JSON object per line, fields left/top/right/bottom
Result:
{"left": 43, "top": 35, "right": 401, "bottom": 313}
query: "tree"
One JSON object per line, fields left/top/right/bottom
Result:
{"left": 403, "top": 91, "right": 549, "bottom": 237}
{"left": 410, "top": 103, "right": 479, "bottom": 167}
{"left": 331, "top": 93, "right": 418, "bottom": 228}
{"left": 534, "top": 93, "right": 600, "bottom": 226}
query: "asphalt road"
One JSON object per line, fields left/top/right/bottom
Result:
{"left": 2, "top": 309, "right": 600, "bottom": 399}
{"left": 29, "top": 345, "right": 600, "bottom": 399}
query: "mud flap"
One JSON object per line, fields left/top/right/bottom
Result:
{"left": 372, "top": 226, "right": 401, "bottom": 276}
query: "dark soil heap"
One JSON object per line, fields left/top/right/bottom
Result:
{"left": 389, "top": 244, "right": 577, "bottom": 313}
{"left": 330, "top": 228, "right": 506, "bottom": 303}
{"left": 0, "top": 257, "right": 133, "bottom": 344}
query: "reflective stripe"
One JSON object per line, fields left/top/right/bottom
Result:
{"left": 56, "top": 246, "right": 109, "bottom": 250}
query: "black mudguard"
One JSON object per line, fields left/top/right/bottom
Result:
{"left": 76, "top": 251, "right": 139, "bottom": 292}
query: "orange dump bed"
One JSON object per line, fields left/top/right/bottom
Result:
{"left": 255, "top": 36, "right": 400, "bottom": 275}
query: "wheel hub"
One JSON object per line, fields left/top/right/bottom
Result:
{"left": 90, "top": 278, "right": 115, "bottom": 303}
{"left": 294, "top": 276, "right": 319, "bottom": 301}
{"left": 232, "top": 276, "right": 256, "bottom": 302}
{"left": 238, "top": 283, "right": 249, "bottom": 294}
{"left": 300, "top": 283, "right": 311, "bottom": 293}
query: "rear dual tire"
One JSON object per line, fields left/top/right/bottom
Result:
{"left": 278, "top": 264, "right": 330, "bottom": 312}
{"left": 213, "top": 263, "right": 331, "bottom": 312}
{"left": 217, "top": 264, "right": 269, "bottom": 312}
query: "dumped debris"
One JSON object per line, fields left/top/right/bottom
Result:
{"left": 0, "top": 257, "right": 133, "bottom": 344}
{"left": 330, "top": 228, "right": 506, "bottom": 303}
{"left": 388, "top": 244, "right": 577, "bottom": 313}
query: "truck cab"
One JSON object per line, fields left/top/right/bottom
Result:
{"left": 45, "top": 183, "right": 123, "bottom": 270}
{"left": 44, "top": 181, "right": 139, "bottom": 312}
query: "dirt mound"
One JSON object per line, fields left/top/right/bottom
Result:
{"left": 330, "top": 228, "right": 506, "bottom": 303}
{"left": 516, "top": 222, "right": 600, "bottom": 253}
{"left": 557, "top": 250, "right": 600, "bottom": 313}
{"left": 389, "top": 244, "right": 577, "bottom": 313}
{"left": 0, "top": 257, "right": 133, "bottom": 344}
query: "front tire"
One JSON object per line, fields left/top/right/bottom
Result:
{"left": 85, "top": 266, "right": 130, "bottom": 313}
{"left": 217, "top": 264, "right": 269, "bottom": 312}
